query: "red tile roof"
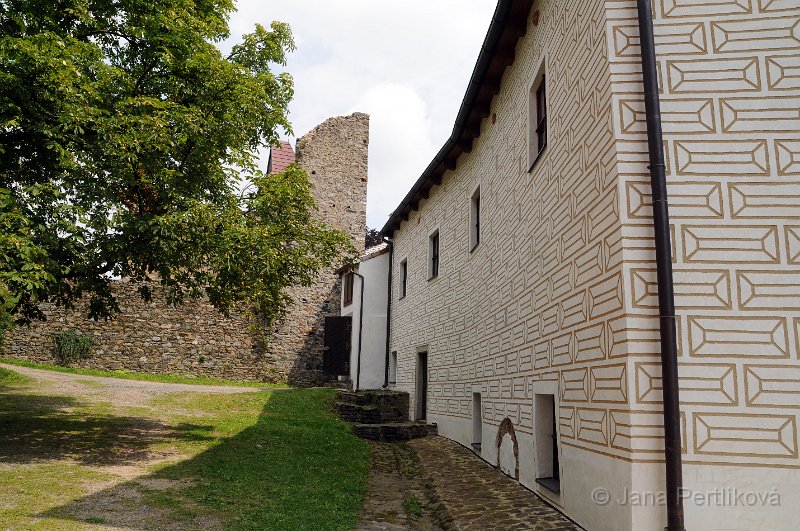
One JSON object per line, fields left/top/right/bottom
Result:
{"left": 267, "top": 140, "right": 296, "bottom": 174}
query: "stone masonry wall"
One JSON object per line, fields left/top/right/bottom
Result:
{"left": 262, "top": 113, "right": 369, "bottom": 384}
{"left": 2, "top": 113, "right": 369, "bottom": 385}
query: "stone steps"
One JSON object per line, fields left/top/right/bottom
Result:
{"left": 335, "top": 390, "right": 436, "bottom": 441}
{"left": 352, "top": 421, "right": 438, "bottom": 442}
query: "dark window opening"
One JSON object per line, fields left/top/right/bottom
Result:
{"left": 536, "top": 75, "right": 548, "bottom": 155}
{"left": 429, "top": 232, "right": 440, "bottom": 279}
{"left": 400, "top": 260, "right": 408, "bottom": 298}
{"left": 470, "top": 188, "right": 481, "bottom": 251}
{"left": 343, "top": 272, "right": 354, "bottom": 306}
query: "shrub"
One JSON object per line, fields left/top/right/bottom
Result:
{"left": 53, "top": 330, "right": 94, "bottom": 366}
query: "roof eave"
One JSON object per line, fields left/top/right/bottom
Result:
{"left": 380, "top": 0, "right": 533, "bottom": 237}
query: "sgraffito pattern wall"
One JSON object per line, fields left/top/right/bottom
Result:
{"left": 389, "top": 0, "right": 628, "bottom": 522}
{"left": 609, "top": 0, "right": 800, "bottom": 471}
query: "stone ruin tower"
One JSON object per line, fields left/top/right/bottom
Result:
{"left": 2, "top": 113, "right": 369, "bottom": 386}
{"left": 265, "top": 112, "right": 369, "bottom": 384}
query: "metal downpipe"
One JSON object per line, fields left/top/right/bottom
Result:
{"left": 382, "top": 239, "right": 394, "bottom": 388}
{"left": 353, "top": 272, "right": 366, "bottom": 392}
{"left": 637, "top": 2, "right": 685, "bottom": 530}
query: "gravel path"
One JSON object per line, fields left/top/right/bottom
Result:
{"left": 0, "top": 362, "right": 271, "bottom": 409}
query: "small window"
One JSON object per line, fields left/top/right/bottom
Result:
{"left": 343, "top": 272, "right": 354, "bottom": 306}
{"left": 534, "top": 393, "right": 560, "bottom": 493}
{"left": 428, "top": 231, "right": 440, "bottom": 280}
{"left": 470, "top": 187, "right": 481, "bottom": 251}
{"left": 472, "top": 392, "right": 482, "bottom": 452}
{"left": 528, "top": 63, "right": 548, "bottom": 169}
{"left": 400, "top": 259, "right": 408, "bottom": 298}
{"left": 389, "top": 351, "right": 398, "bottom": 384}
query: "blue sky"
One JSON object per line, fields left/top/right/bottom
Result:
{"left": 224, "top": 1, "right": 498, "bottom": 228}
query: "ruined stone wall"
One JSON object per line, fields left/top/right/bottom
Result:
{"left": 1, "top": 113, "right": 369, "bottom": 385}
{"left": 263, "top": 113, "right": 369, "bottom": 384}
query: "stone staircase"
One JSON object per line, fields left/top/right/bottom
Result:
{"left": 335, "top": 390, "right": 437, "bottom": 442}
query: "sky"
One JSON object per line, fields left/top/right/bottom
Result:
{"left": 223, "top": 1, "right": 498, "bottom": 229}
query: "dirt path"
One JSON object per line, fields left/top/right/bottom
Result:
{"left": 0, "top": 362, "right": 267, "bottom": 411}
{"left": 357, "top": 441, "right": 446, "bottom": 531}
{"left": 0, "top": 363, "right": 278, "bottom": 530}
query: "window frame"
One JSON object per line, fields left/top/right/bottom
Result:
{"left": 343, "top": 271, "right": 354, "bottom": 306}
{"left": 528, "top": 60, "right": 549, "bottom": 172}
{"left": 400, "top": 259, "right": 408, "bottom": 299}
{"left": 428, "top": 230, "right": 440, "bottom": 280}
{"left": 470, "top": 186, "right": 481, "bottom": 252}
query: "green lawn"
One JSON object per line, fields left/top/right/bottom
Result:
{"left": 0, "top": 356, "right": 284, "bottom": 387}
{"left": 0, "top": 366, "right": 370, "bottom": 530}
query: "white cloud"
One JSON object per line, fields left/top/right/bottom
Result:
{"left": 224, "top": 1, "right": 497, "bottom": 228}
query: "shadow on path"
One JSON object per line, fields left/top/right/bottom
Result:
{"left": 40, "top": 389, "right": 370, "bottom": 531}
{"left": 0, "top": 389, "right": 214, "bottom": 466}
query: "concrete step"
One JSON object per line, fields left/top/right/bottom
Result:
{"left": 352, "top": 422, "right": 438, "bottom": 442}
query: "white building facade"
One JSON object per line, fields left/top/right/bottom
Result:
{"left": 340, "top": 246, "right": 390, "bottom": 390}
{"left": 382, "top": 1, "right": 800, "bottom": 530}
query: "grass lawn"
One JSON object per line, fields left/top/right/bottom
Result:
{"left": 0, "top": 356, "right": 284, "bottom": 387}
{"left": 0, "top": 366, "right": 370, "bottom": 530}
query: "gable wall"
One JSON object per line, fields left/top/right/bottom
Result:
{"left": 389, "top": 1, "right": 632, "bottom": 528}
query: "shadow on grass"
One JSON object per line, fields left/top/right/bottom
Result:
{"left": 0, "top": 390, "right": 214, "bottom": 466}
{"left": 41, "top": 389, "right": 370, "bottom": 531}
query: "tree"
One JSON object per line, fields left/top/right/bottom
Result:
{"left": 365, "top": 226, "right": 383, "bottom": 249}
{"left": 0, "top": 1, "right": 356, "bottom": 333}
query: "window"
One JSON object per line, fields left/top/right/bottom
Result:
{"left": 470, "top": 187, "right": 481, "bottom": 251}
{"left": 389, "top": 351, "right": 398, "bottom": 384}
{"left": 428, "top": 231, "right": 440, "bottom": 279}
{"left": 343, "top": 272, "right": 354, "bottom": 306}
{"left": 472, "top": 392, "right": 483, "bottom": 452}
{"left": 400, "top": 259, "right": 408, "bottom": 298}
{"left": 534, "top": 393, "right": 560, "bottom": 493}
{"left": 528, "top": 63, "right": 548, "bottom": 169}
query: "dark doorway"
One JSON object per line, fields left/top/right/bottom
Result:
{"left": 323, "top": 316, "right": 352, "bottom": 377}
{"left": 416, "top": 351, "right": 428, "bottom": 420}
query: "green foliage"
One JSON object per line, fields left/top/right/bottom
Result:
{"left": 403, "top": 495, "right": 423, "bottom": 517}
{"left": 0, "top": 1, "right": 355, "bottom": 325}
{"left": 52, "top": 330, "right": 94, "bottom": 365}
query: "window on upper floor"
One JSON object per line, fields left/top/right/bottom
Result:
{"left": 428, "top": 231, "right": 440, "bottom": 280}
{"left": 343, "top": 272, "right": 354, "bottom": 306}
{"left": 470, "top": 186, "right": 481, "bottom": 251}
{"left": 400, "top": 259, "right": 408, "bottom": 298}
{"left": 528, "top": 62, "right": 548, "bottom": 170}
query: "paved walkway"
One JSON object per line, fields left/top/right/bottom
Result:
{"left": 409, "top": 436, "right": 582, "bottom": 531}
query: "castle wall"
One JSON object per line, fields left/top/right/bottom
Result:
{"left": 2, "top": 113, "right": 369, "bottom": 385}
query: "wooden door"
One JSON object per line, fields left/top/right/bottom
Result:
{"left": 323, "top": 316, "right": 352, "bottom": 376}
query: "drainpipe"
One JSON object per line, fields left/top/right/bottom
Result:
{"left": 382, "top": 238, "right": 394, "bottom": 388}
{"left": 353, "top": 271, "right": 366, "bottom": 392}
{"left": 637, "top": 2, "right": 685, "bottom": 530}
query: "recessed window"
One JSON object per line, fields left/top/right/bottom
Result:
{"left": 528, "top": 63, "right": 548, "bottom": 170}
{"left": 428, "top": 231, "right": 440, "bottom": 280}
{"left": 343, "top": 272, "right": 354, "bottom": 306}
{"left": 472, "top": 392, "right": 483, "bottom": 452}
{"left": 389, "top": 351, "right": 398, "bottom": 384}
{"left": 470, "top": 187, "right": 481, "bottom": 251}
{"left": 534, "top": 393, "right": 560, "bottom": 493}
{"left": 400, "top": 259, "right": 408, "bottom": 298}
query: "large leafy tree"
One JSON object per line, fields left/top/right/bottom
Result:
{"left": 0, "top": 0, "right": 355, "bottom": 340}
